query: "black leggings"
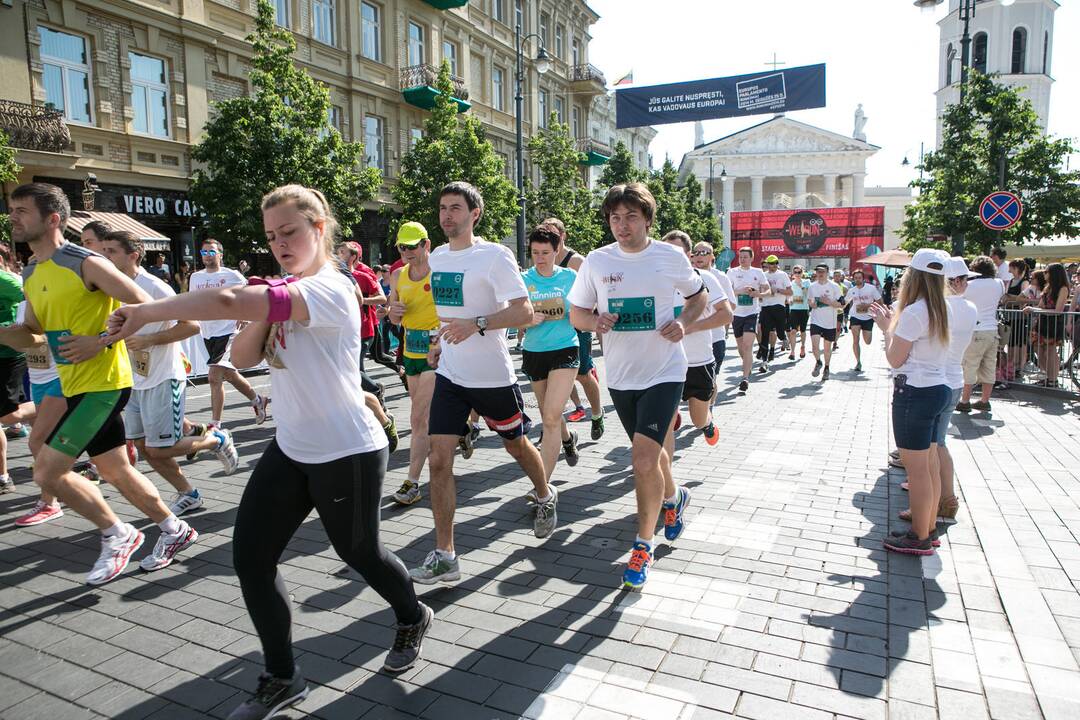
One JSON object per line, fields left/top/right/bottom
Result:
{"left": 233, "top": 439, "right": 420, "bottom": 677}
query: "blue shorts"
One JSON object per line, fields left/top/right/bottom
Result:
{"left": 31, "top": 377, "right": 63, "bottom": 406}
{"left": 891, "top": 379, "right": 950, "bottom": 451}
{"left": 933, "top": 387, "right": 963, "bottom": 446}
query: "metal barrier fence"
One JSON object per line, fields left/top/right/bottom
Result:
{"left": 996, "top": 307, "right": 1080, "bottom": 395}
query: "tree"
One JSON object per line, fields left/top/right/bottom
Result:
{"left": 391, "top": 63, "right": 517, "bottom": 248}
{"left": 526, "top": 114, "right": 602, "bottom": 252}
{"left": 597, "top": 140, "right": 645, "bottom": 188}
{"left": 0, "top": 129, "right": 21, "bottom": 246}
{"left": 901, "top": 71, "right": 1080, "bottom": 254}
{"left": 647, "top": 159, "right": 689, "bottom": 239}
{"left": 189, "top": 0, "right": 380, "bottom": 256}
{"left": 680, "top": 172, "right": 723, "bottom": 249}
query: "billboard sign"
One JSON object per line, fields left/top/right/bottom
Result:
{"left": 616, "top": 64, "right": 826, "bottom": 129}
{"left": 728, "top": 206, "right": 885, "bottom": 269}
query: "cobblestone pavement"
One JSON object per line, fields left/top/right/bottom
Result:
{"left": 2, "top": 338, "right": 1079, "bottom": 720}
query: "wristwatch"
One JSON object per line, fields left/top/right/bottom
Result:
{"left": 475, "top": 316, "right": 488, "bottom": 336}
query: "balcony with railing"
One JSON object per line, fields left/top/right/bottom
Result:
{"left": 576, "top": 137, "right": 611, "bottom": 166}
{"left": 400, "top": 65, "right": 471, "bottom": 113}
{"left": 421, "top": 0, "right": 469, "bottom": 8}
{"left": 570, "top": 64, "right": 607, "bottom": 95}
{"left": 0, "top": 100, "right": 71, "bottom": 154}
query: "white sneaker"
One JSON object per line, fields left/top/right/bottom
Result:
{"left": 86, "top": 525, "right": 144, "bottom": 585}
{"left": 0, "top": 475, "right": 14, "bottom": 493}
{"left": 393, "top": 480, "right": 422, "bottom": 506}
{"left": 252, "top": 395, "right": 270, "bottom": 425}
{"left": 211, "top": 428, "right": 239, "bottom": 474}
{"left": 139, "top": 521, "right": 198, "bottom": 572}
{"left": 168, "top": 491, "right": 204, "bottom": 516}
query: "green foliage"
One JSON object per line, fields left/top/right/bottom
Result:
{"left": 390, "top": 63, "right": 517, "bottom": 248}
{"left": 901, "top": 72, "right": 1080, "bottom": 254}
{"left": 525, "top": 113, "right": 602, "bottom": 252}
{"left": 0, "top": 129, "right": 22, "bottom": 246}
{"left": 647, "top": 159, "right": 688, "bottom": 238}
{"left": 680, "top": 172, "right": 723, "bottom": 249}
{"left": 189, "top": 0, "right": 380, "bottom": 258}
{"left": 597, "top": 140, "right": 645, "bottom": 188}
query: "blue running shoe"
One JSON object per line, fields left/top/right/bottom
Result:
{"left": 622, "top": 541, "right": 652, "bottom": 590}
{"left": 663, "top": 486, "right": 692, "bottom": 541}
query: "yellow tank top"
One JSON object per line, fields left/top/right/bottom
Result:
{"left": 397, "top": 263, "right": 438, "bottom": 359}
{"left": 23, "top": 243, "right": 133, "bottom": 396}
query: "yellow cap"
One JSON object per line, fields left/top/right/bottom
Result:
{"left": 764, "top": 254, "right": 780, "bottom": 264}
{"left": 397, "top": 221, "right": 429, "bottom": 246}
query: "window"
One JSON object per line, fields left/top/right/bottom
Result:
{"left": 972, "top": 32, "right": 988, "bottom": 75}
{"left": 539, "top": 12, "right": 550, "bottom": 49}
{"left": 1043, "top": 30, "right": 1049, "bottom": 74}
{"left": 312, "top": 0, "right": 336, "bottom": 46}
{"left": 1011, "top": 27, "right": 1027, "bottom": 74}
{"left": 572, "top": 107, "right": 580, "bottom": 137}
{"left": 274, "top": 0, "right": 290, "bottom": 27}
{"left": 442, "top": 40, "right": 458, "bottom": 76}
{"left": 491, "top": 0, "right": 506, "bottom": 23}
{"left": 945, "top": 43, "right": 955, "bottom": 85}
{"left": 492, "top": 66, "right": 505, "bottom": 112}
{"left": 515, "top": 0, "right": 524, "bottom": 30}
{"left": 538, "top": 88, "right": 548, "bottom": 127}
{"left": 129, "top": 53, "right": 169, "bottom": 137}
{"left": 38, "top": 27, "right": 92, "bottom": 123}
{"left": 572, "top": 37, "right": 580, "bottom": 67}
{"left": 364, "top": 115, "right": 384, "bottom": 172}
{"left": 361, "top": 2, "right": 381, "bottom": 62}
{"left": 555, "top": 24, "right": 564, "bottom": 59}
{"left": 409, "top": 127, "right": 423, "bottom": 148}
{"left": 320, "top": 105, "right": 342, "bottom": 138}
{"left": 554, "top": 96, "right": 564, "bottom": 124}
{"left": 408, "top": 22, "right": 424, "bottom": 66}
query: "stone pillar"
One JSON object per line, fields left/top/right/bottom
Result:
{"left": 840, "top": 175, "right": 853, "bottom": 207}
{"left": 750, "top": 176, "right": 764, "bottom": 211}
{"left": 722, "top": 175, "right": 735, "bottom": 243}
{"left": 822, "top": 173, "right": 838, "bottom": 207}
{"left": 793, "top": 174, "right": 808, "bottom": 208}
{"left": 852, "top": 172, "right": 866, "bottom": 207}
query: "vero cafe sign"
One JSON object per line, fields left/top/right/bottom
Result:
{"left": 121, "top": 193, "right": 200, "bottom": 218}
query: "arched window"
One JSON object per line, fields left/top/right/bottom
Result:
{"left": 1043, "top": 30, "right": 1049, "bottom": 74}
{"left": 946, "top": 43, "right": 955, "bottom": 85}
{"left": 1011, "top": 27, "right": 1027, "bottom": 74}
{"left": 972, "top": 32, "right": 988, "bottom": 74}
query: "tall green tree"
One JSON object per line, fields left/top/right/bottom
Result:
{"left": 597, "top": 140, "right": 645, "bottom": 188}
{"left": 526, "top": 114, "right": 601, "bottom": 252}
{"left": 391, "top": 63, "right": 517, "bottom": 248}
{"left": 189, "top": 0, "right": 380, "bottom": 256}
{"left": 901, "top": 71, "right": 1080, "bottom": 254}
{"left": 647, "top": 159, "right": 689, "bottom": 239}
{"left": 680, "top": 172, "right": 723, "bottom": 249}
{"left": 0, "top": 129, "right": 22, "bottom": 246}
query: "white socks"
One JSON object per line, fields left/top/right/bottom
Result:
{"left": 158, "top": 514, "right": 181, "bottom": 535}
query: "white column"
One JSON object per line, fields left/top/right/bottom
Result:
{"left": 793, "top": 174, "right": 808, "bottom": 208}
{"left": 721, "top": 175, "right": 735, "bottom": 243}
{"left": 853, "top": 172, "right": 866, "bottom": 207}
{"left": 822, "top": 173, "right": 838, "bottom": 206}
{"left": 840, "top": 175, "right": 853, "bottom": 207}
{"left": 750, "top": 175, "right": 764, "bottom": 211}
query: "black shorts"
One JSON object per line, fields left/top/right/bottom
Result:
{"left": 810, "top": 324, "right": 837, "bottom": 343}
{"left": 712, "top": 339, "right": 726, "bottom": 369}
{"left": 521, "top": 346, "right": 579, "bottom": 382}
{"left": 610, "top": 382, "right": 682, "bottom": 445}
{"left": 203, "top": 334, "right": 234, "bottom": 365}
{"left": 683, "top": 363, "right": 716, "bottom": 402}
{"left": 787, "top": 309, "right": 809, "bottom": 332}
{"left": 429, "top": 374, "right": 532, "bottom": 440}
{"left": 0, "top": 355, "right": 26, "bottom": 417}
{"left": 850, "top": 317, "right": 875, "bottom": 333}
{"left": 732, "top": 314, "right": 758, "bottom": 338}
{"left": 47, "top": 388, "right": 131, "bottom": 458}
{"left": 760, "top": 305, "right": 788, "bottom": 336}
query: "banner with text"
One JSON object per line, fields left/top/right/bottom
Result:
{"left": 728, "top": 206, "right": 884, "bottom": 270}
{"left": 615, "top": 64, "right": 826, "bottom": 129}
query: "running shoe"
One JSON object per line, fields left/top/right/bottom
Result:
{"left": 854, "top": 361, "right": 862, "bottom": 373}
{"left": 393, "top": 480, "right": 422, "bottom": 506}
{"left": 955, "top": 401, "right": 972, "bottom": 413}
{"left": 469, "top": 424, "right": 482, "bottom": 444}
{"left": 383, "top": 414, "right": 399, "bottom": 453}
{"left": 374, "top": 384, "right": 387, "bottom": 412}
{"left": 821, "top": 366, "right": 830, "bottom": 381}
{"left": 252, "top": 394, "right": 270, "bottom": 425}
{"left": 126, "top": 440, "right": 139, "bottom": 466}
{"left": 622, "top": 541, "right": 652, "bottom": 590}
{"left": 563, "top": 431, "right": 580, "bottom": 467}
{"left": 458, "top": 431, "right": 474, "bottom": 460}
{"left": 211, "top": 428, "right": 240, "bottom": 474}
{"left": 0, "top": 475, "right": 13, "bottom": 494}
{"left": 788, "top": 352, "right": 796, "bottom": 361}
{"left": 738, "top": 379, "right": 749, "bottom": 393}
{"left": 891, "top": 528, "right": 941, "bottom": 548}
{"left": 703, "top": 422, "right": 719, "bottom": 446}
{"left": 758, "top": 362, "right": 768, "bottom": 374}
{"left": 15, "top": 500, "right": 63, "bottom": 527}
{"left": 410, "top": 549, "right": 461, "bottom": 584}
{"left": 168, "top": 490, "right": 203, "bottom": 516}
{"left": 384, "top": 602, "right": 434, "bottom": 673}
{"left": 832, "top": 342, "right": 839, "bottom": 351}
{"left": 139, "top": 521, "right": 199, "bottom": 572}
{"left": 673, "top": 412, "right": 682, "bottom": 432}
{"left": 185, "top": 422, "right": 209, "bottom": 461}
{"left": 566, "top": 407, "right": 587, "bottom": 422}
{"left": 662, "top": 486, "right": 692, "bottom": 541}
{"left": 226, "top": 669, "right": 309, "bottom": 720}
{"left": 86, "top": 524, "right": 144, "bottom": 585}
{"left": 76, "top": 462, "right": 101, "bottom": 485}
{"left": 591, "top": 414, "right": 605, "bottom": 440}
{"left": 972, "top": 400, "right": 992, "bottom": 412}
{"left": 531, "top": 485, "right": 558, "bottom": 538}
{"left": 5, "top": 423, "right": 28, "bottom": 439}
{"left": 812, "top": 360, "right": 823, "bottom": 378}
{"left": 883, "top": 530, "right": 934, "bottom": 556}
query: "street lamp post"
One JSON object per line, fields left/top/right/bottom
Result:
{"left": 514, "top": 22, "right": 550, "bottom": 266}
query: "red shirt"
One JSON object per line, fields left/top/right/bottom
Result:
{"left": 350, "top": 267, "right": 380, "bottom": 339}
{"left": 390, "top": 258, "right": 405, "bottom": 274}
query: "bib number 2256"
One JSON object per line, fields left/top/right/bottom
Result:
{"left": 431, "top": 272, "right": 464, "bottom": 307}
{"left": 608, "top": 296, "right": 656, "bottom": 331}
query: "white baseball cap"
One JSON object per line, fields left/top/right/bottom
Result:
{"left": 945, "top": 256, "right": 980, "bottom": 280}
{"left": 909, "top": 248, "right": 949, "bottom": 276}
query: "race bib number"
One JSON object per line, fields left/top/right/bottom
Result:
{"left": 816, "top": 298, "right": 830, "bottom": 308}
{"left": 533, "top": 296, "right": 565, "bottom": 320}
{"left": 431, "top": 272, "right": 464, "bottom": 307}
{"left": 404, "top": 328, "right": 430, "bottom": 355}
{"left": 609, "top": 296, "right": 656, "bottom": 331}
{"left": 45, "top": 330, "right": 73, "bottom": 365}
{"left": 737, "top": 294, "right": 754, "bottom": 307}
{"left": 792, "top": 294, "right": 804, "bottom": 304}
{"left": 131, "top": 350, "right": 151, "bottom": 377}
{"left": 26, "top": 343, "right": 50, "bottom": 370}
{"left": 673, "top": 305, "right": 683, "bottom": 318}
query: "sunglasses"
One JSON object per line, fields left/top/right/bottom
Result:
{"left": 691, "top": 250, "right": 712, "bottom": 257}
{"left": 199, "top": 250, "right": 218, "bottom": 256}
{"left": 396, "top": 244, "right": 420, "bottom": 252}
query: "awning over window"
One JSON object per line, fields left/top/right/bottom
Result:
{"left": 64, "top": 211, "right": 172, "bottom": 251}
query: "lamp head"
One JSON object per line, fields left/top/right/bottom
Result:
{"left": 912, "top": 0, "right": 942, "bottom": 11}
{"left": 535, "top": 48, "right": 551, "bottom": 75}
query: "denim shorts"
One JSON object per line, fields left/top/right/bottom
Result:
{"left": 891, "top": 377, "right": 950, "bottom": 451}
{"left": 932, "top": 387, "right": 963, "bottom": 446}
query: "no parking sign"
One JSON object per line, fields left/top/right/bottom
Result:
{"left": 979, "top": 191, "right": 1023, "bottom": 231}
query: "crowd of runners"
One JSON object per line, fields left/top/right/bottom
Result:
{"left": 1, "top": 178, "right": 1033, "bottom": 719}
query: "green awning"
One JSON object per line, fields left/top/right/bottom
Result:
{"left": 402, "top": 86, "right": 471, "bottom": 113}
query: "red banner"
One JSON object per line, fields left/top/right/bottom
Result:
{"left": 728, "top": 207, "right": 885, "bottom": 270}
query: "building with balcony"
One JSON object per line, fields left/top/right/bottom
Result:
{"left": 584, "top": 91, "right": 656, "bottom": 187}
{"left": 0, "top": 0, "right": 607, "bottom": 265}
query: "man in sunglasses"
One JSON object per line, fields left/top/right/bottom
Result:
{"left": 758, "top": 255, "right": 792, "bottom": 373}
{"left": 189, "top": 239, "right": 268, "bottom": 428}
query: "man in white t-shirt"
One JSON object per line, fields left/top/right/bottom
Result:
{"left": 806, "top": 264, "right": 843, "bottom": 381}
{"left": 100, "top": 233, "right": 240, "bottom": 518}
{"left": 845, "top": 269, "right": 882, "bottom": 373}
{"left": 189, "top": 239, "right": 268, "bottom": 428}
{"left": 409, "top": 182, "right": 554, "bottom": 586}
{"left": 691, "top": 241, "right": 735, "bottom": 380}
{"left": 991, "top": 247, "right": 1012, "bottom": 283}
{"left": 569, "top": 183, "right": 707, "bottom": 590}
{"left": 726, "top": 248, "right": 771, "bottom": 393}
{"left": 758, "top": 255, "right": 792, "bottom": 373}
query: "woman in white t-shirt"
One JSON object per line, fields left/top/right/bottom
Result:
{"left": 106, "top": 185, "right": 431, "bottom": 719}
{"left": 870, "top": 248, "right": 952, "bottom": 557}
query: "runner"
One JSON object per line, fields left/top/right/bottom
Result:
{"left": 336, "top": 241, "right": 391, "bottom": 397}
{"left": 409, "top": 182, "right": 555, "bottom": 585}
{"left": 10, "top": 182, "right": 198, "bottom": 584}
{"left": 386, "top": 221, "right": 439, "bottom": 505}
{"left": 757, "top": 255, "right": 792, "bottom": 373}
{"left": 545, "top": 218, "right": 604, "bottom": 439}
{"left": 833, "top": 269, "right": 851, "bottom": 345}
{"left": 569, "top": 183, "right": 707, "bottom": 589}
{"left": 846, "top": 269, "right": 882, "bottom": 373}
{"left": 786, "top": 265, "right": 810, "bottom": 360}
{"left": 690, "top": 242, "right": 735, "bottom": 379}
{"left": 521, "top": 225, "right": 581, "bottom": 482}
{"left": 726, "top": 248, "right": 771, "bottom": 392}
{"left": 189, "top": 239, "right": 268, "bottom": 428}
{"left": 100, "top": 230, "right": 239, "bottom": 517}
{"left": 106, "top": 184, "right": 432, "bottom": 718}
{"left": 0, "top": 242, "right": 31, "bottom": 494}
{"left": 807, "top": 264, "right": 843, "bottom": 381}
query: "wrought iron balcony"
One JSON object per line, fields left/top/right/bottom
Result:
{"left": 400, "top": 64, "right": 470, "bottom": 113}
{"left": 0, "top": 100, "right": 71, "bottom": 153}
{"left": 570, "top": 63, "right": 607, "bottom": 94}
{"left": 576, "top": 137, "right": 612, "bottom": 165}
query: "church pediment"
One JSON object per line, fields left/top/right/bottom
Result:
{"left": 697, "top": 117, "right": 877, "bottom": 157}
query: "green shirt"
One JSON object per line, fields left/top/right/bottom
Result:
{"left": 0, "top": 270, "right": 24, "bottom": 359}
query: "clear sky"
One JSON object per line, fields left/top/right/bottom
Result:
{"left": 585, "top": 0, "right": 1078, "bottom": 189}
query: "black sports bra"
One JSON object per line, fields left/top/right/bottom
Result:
{"left": 558, "top": 249, "right": 579, "bottom": 268}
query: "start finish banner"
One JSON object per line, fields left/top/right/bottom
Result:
{"left": 615, "top": 64, "right": 826, "bottom": 129}
{"left": 728, "top": 207, "right": 885, "bottom": 269}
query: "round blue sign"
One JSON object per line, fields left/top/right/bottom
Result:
{"left": 979, "top": 191, "right": 1023, "bottom": 231}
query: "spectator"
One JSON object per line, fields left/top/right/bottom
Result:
{"left": 991, "top": 247, "right": 1011, "bottom": 282}
{"left": 958, "top": 256, "right": 1004, "bottom": 412}
{"left": 148, "top": 252, "right": 171, "bottom": 286}
{"left": 1025, "top": 263, "right": 1070, "bottom": 387}
{"left": 173, "top": 260, "right": 191, "bottom": 293}
{"left": 1002, "top": 259, "right": 1034, "bottom": 381}
{"left": 238, "top": 259, "right": 251, "bottom": 277}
